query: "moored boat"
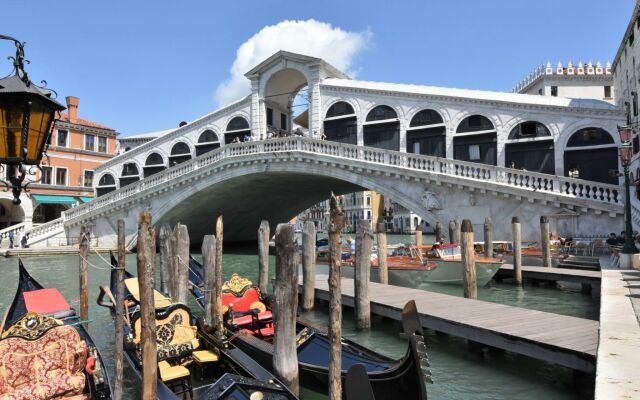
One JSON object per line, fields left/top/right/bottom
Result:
{"left": 373, "top": 244, "right": 503, "bottom": 286}
{"left": 97, "top": 255, "right": 298, "bottom": 400}
{"left": 188, "top": 257, "right": 431, "bottom": 400}
{"left": 1, "top": 260, "right": 112, "bottom": 400}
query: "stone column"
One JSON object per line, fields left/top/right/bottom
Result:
{"left": 307, "top": 69, "right": 322, "bottom": 138}
{"left": 249, "top": 76, "right": 264, "bottom": 139}
{"left": 399, "top": 120, "right": 407, "bottom": 153}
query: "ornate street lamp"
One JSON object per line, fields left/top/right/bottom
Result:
{"left": 618, "top": 126, "right": 638, "bottom": 255}
{"left": 0, "top": 35, "right": 65, "bottom": 204}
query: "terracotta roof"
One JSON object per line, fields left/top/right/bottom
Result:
{"left": 55, "top": 111, "right": 115, "bottom": 131}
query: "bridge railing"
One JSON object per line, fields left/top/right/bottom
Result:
{"left": 300, "top": 138, "right": 621, "bottom": 205}
{"left": 64, "top": 136, "right": 622, "bottom": 223}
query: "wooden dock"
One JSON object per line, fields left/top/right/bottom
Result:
{"left": 496, "top": 264, "right": 601, "bottom": 284}
{"left": 303, "top": 274, "right": 598, "bottom": 373}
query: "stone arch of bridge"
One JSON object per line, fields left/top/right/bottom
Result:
{"left": 149, "top": 160, "right": 439, "bottom": 242}
{"left": 263, "top": 68, "right": 309, "bottom": 133}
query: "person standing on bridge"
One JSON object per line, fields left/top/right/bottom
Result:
{"left": 8, "top": 231, "right": 14, "bottom": 248}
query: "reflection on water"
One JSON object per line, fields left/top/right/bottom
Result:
{"left": 0, "top": 237, "right": 595, "bottom": 399}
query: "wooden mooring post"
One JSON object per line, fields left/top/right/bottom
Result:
{"left": 415, "top": 228, "right": 423, "bottom": 247}
{"left": 512, "top": 216, "right": 522, "bottom": 285}
{"left": 174, "top": 223, "right": 190, "bottom": 304}
{"left": 202, "top": 235, "right": 217, "bottom": 328}
{"left": 435, "top": 221, "right": 443, "bottom": 243}
{"left": 258, "top": 220, "right": 270, "bottom": 293}
{"left": 484, "top": 217, "right": 493, "bottom": 258}
{"left": 78, "top": 225, "right": 89, "bottom": 324}
{"left": 137, "top": 210, "right": 157, "bottom": 399}
{"left": 461, "top": 220, "right": 477, "bottom": 299}
{"left": 273, "top": 223, "right": 300, "bottom": 395}
{"left": 158, "top": 224, "right": 173, "bottom": 296}
{"left": 355, "top": 220, "right": 373, "bottom": 329}
{"left": 215, "top": 216, "right": 224, "bottom": 336}
{"left": 302, "top": 220, "right": 316, "bottom": 311}
{"left": 114, "top": 220, "right": 126, "bottom": 400}
{"left": 540, "top": 216, "right": 552, "bottom": 268}
{"left": 377, "top": 223, "right": 388, "bottom": 285}
{"left": 328, "top": 194, "right": 345, "bottom": 400}
{"left": 449, "top": 220, "right": 456, "bottom": 244}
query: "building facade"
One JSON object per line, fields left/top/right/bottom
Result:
{"left": 613, "top": 1, "right": 640, "bottom": 229}
{"left": 0, "top": 96, "right": 118, "bottom": 230}
{"left": 514, "top": 61, "right": 614, "bottom": 104}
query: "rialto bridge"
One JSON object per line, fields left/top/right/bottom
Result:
{"left": 15, "top": 50, "right": 631, "bottom": 247}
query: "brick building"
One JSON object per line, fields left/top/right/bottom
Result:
{"left": 0, "top": 96, "right": 118, "bottom": 229}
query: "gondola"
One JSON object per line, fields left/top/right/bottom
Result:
{"left": 96, "top": 254, "right": 298, "bottom": 400}
{"left": 188, "top": 257, "right": 431, "bottom": 400}
{"left": 0, "top": 260, "right": 112, "bottom": 399}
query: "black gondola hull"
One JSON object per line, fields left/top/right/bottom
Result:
{"left": 188, "top": 256, "right": 429, "bottom": 400}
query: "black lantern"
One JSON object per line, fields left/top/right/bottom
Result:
{"left": 0, "top": 35, "right": 65, "bottom": 204}
{"left": 618, "top": 125, "right": 639, "bottom": 255}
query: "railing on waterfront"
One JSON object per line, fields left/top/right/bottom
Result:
{"left": 0, "top": 222, "right": 27, "bottom": 240}
{"left": 64, "top": 137, "right": 623, "bottom": 224}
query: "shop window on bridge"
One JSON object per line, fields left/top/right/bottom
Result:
{"left": 169, "top": 142, "right": 192, "bottom": 166}
{"left": 143, "top": 152, "right": 166, "bottom": 178}
{"left": 225, "top": 116, "right": 250, "bottom": 144}
{"left": 406, "top": 109, "right": 445, "bottom": 157}
{"left": 364, "top": 105, "right": 400, "bottom": 151}
{"left": 323, "top": 101, "right": 357, "bottom": 145}
{"left": 196, "top": 129, "right": 220, "bottom": 156}
{"left": 453, "top": 115, "right": 497, "bottom": 165}
{"left": 119, "top": 163, "right": 140, "bottom": 188}
{"left": 505, "top": 121, "right": 555, "bottom": 174}
{"left": 96, "top": 173, "right": 116, "bottom": 197}
{"left": 563, "top": 127, "right": 617, "bottom": 184}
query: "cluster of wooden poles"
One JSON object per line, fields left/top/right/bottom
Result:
{"left": 75, "top": 199, "right": 555, "bottom": 399}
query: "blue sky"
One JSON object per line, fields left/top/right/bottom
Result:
{"left": 1, "top": 0, "right": 633, "bottom": 135}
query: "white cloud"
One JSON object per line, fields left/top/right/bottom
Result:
{"left": 215, "top": 19, "right": 372, "bottom": 106}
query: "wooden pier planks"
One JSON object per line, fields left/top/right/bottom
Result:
{"left": 497, "top": 264, "right": 601, "bottom": 284}
{"left": 305, "top": 275, "right": 598, "bottom": 373}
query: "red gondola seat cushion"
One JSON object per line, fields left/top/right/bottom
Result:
{"left": 0, "top": 313, "right": 88, "bottom": 400}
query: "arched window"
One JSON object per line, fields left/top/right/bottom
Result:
{"left": 121, "top": 163, "right": 139, "bottom": 176}
{"left": 326, "top": 102, "right": 355, "bottom": 118}
{"left": 144, "top": 152, "right": 166, "bottom": 178}
{"left": 119, "top": 163, "right": 140, "bottom": 188}
{"left": 363, "top": 105, "right": 399, "bottom": 151}
{"left": 323, "top": 101, "right": 357, "bottom": 145}
{"left": 169, "top": 142, "right": 192, "bottom": 166}
{"left": 505, "top": 121, "right": 554, "bottom": 174}
{"left": 196, "top": 129, "right": 220, "bottom": 156}
{"left": 407, "top": 109, "right": 445, "bottom": 156}
{"left": 453, "top": 115, "right": 497, "bottom": 165}
{"left": 225, "top": 116, "right": 250, "bottom": 144}
{"left": 145, "top": 153, "right": 164, "bottom": 166}
{"left": 564, "top": 127, "right": 617, "bottom": 184}
{"left": 96, "top": 173, "right": 116, "bottom": 197}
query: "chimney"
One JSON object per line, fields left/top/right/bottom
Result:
{"left": 66, "top": 96, "right": 79, "bottom": 122}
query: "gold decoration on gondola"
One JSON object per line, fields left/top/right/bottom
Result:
{"left": 222, "top": 273, "right": 253, "bottom": 294}
{"left": 1, "top": 312, "right": 62, "bottom": 340}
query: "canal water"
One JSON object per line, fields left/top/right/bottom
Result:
{"left": 0, "top": 235, "right": 596, "bottom": 399}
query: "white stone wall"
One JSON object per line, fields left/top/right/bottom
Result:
{"left": 95, "top": 98, "right": 251, "bottom": 188}
{"left": 319, "top": 86, "right": 623, "bottom": 176}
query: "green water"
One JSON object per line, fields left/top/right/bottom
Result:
{"left": 0, "top": 237, "right": 596, "bottom": 399}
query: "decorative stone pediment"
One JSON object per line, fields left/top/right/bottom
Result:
{"left": 422, "top": 189, "right": 441, "bottom": 210}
